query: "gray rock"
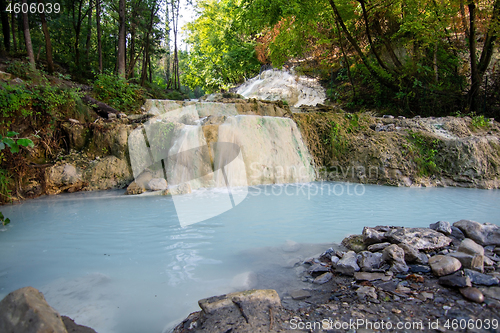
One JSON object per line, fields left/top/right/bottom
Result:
{"left": 458, "top": 238, "right": 485, "bottom": 256}
{"left": 409, "top": 265, "right": 431, "bottom": 273}
{"left": 438, "top": 272, "right": 472, "bottom": 288}
{"left": 448, "top": 252, "right": 484, "bottom": 272}
{"left": 336, "top": 251, "right": 360, "bottom": 276}
{"left": 356, "top": 286, "right": 377, "bottom": 299}
{"left": 453, "top": 220, "right": 500, "bottom": 246}
{"left": 148, "top": 178, "right": 168, "bottom": 191}
{"left": 0, "top": 286, "right": 68, "bottom": 333}
{"left": 385, "top": 227, "right": 452, "bottom": 250}
{"left": 429, "top": 221, "right": 452, "bottom": 235}
{"left": 450, "top": 226, "right": 466, "bottom": 241}
{"left": 168, "top": 183, "right": 192, "bottom": 195}
{"left": 428, "top": 255, "right": 461, "bottom": 276}
{"left": 382, "top": 244, "right": 408, "bottom": 273}
{"left": 358, "top": 251, "right": 384, "bottom": 272}
{"left": 362, "top": 227, "right": 387, "bottom": 245}
{"left": 367, "top": 242, "right": 391, "bottom": 252}
{"left": 307, "top": 264, "right": 330, "bottom": 277}
{"left": 464, "top": 269, "right": 499, "bottom": 286}
{"left": 354, "top": 272, "right": 390, "bottom": 281}
{"left": 479, "top": 286, "right": 500, "bottom": 301}
{"left": 331, "top": 256, "right": 340, "bottom": 267}
{"left": 460, "top": 287, "right": 484, "bottom": 303}
{"left": 313, "top": 272, "right": 333, "bottom": 284}
{"left": 289, "top": 289, "right": 311, "bottom": 300}
{"left": 398, "top": 242, "right": 427, "bottom": 264}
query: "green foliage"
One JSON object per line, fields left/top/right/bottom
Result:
{"left": 0, "top": 211, "right": 10, "bottom": 226}
{"left": 0, "top": 168, "right": 12, "bottom": 202}
{"left": 406, "top": 131, "right": 441, "bottom": 176}
{"left": 5, "top": 60, "right": 39, "bottom": 81}
{"left": 471, "top": 114, "right": 490, "bottom": 128}
{"left": 93, "top": 73, "right": 146, "bottom": 112}
{"left": 0, "top": 131, "right": 34, "bottom": 154}
{"left": 183, "top": 0, "right": 261, "bottom": 93}
{"left": 0, "top": 83, "right": 33, "bottom": 123}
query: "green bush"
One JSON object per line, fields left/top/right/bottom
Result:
{"left": 5, "top": 60, "right": 38, "bottom": 81}
{"left": 93, "top": 73, "right": 146, "bottom": 112}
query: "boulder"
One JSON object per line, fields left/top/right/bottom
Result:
{"left": 385, "top": 227, "right": 452, "bottom": 250}
{"left": 341, "top": 234, "right": 366, "bottom": 253}
{"left": 464, "top": 269, "right": 499, "bottom": 286}
{"left": 0, "top": 286, "right": 68, "bottom": 333}
{"left": 148, "top": 178, "right": 168, "bottom": 191}
{"left": 358, "top": 251, "right": 384, "bottom": 272}
{"left": 428, "top": 255, "right": 461, "bottom": 276}
{"left": 458, "top": 238, "right": 484, "bottom": 256}
{"left": 429, "top": 221, "right": 452, "bottom": 235}
{"left": 289, "top": 289, "right": 311, "bottom": 300}
{"left": 47, "top": 163, "right": 84, "bottom": 194}
{"left": 83, "top": 156, "right": 133, "bottom": 190}
{"left": 382, "top": 244, "right": 408, "bottom": 273}
{"left": 354, "top": 272, "right": 389, "bottom": 281}
{"left": 336, "top": 251, "right": 360, "bottom": 276}
{"left": 362, "top": 227, "right": 387, "bottom": 245}
{"left": 450, "top": 226, "right": 466, "bottom": 241}
{"left": 448, "top": 252, "right": 484, "bottom": 272}
{"left": 453, "top": 220, "right": 500, "bottom": 246}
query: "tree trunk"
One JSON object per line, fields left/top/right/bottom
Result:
{"left": 468, "top": 0, "right": 479, "bottom": 112}
{"left": 11, "top": 10, "right": 17, "bottom": 51}
{"left": 21, "top": 0, "right": 35, "bottom": 69}
{"left": 96, "top": 0, "right": 102, "bottom": 73}
{"left": 327, "top": 0, "right": 399, "bottom": 91}
{"left": 141, "top": 2, "right": 156, "bottom": 86}
{"left": 0, "top": 0, "right": 10, "bottom": 52}
{"left": 85, "top": 0, "right": 92, "bottom": 71}
{"left": 39, "top": 10, "right": 54, "bottom": 74}
{"left": 477, "top": 0, "right": 500, "bottom": 78}
{"left": 72, "top": 0, "right": 87, "bottom": 69}
{"left": 117, "top": 0, "right": 126, "bottom": 77}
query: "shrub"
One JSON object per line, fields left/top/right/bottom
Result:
{"left": 93, "top": 73, "right": 146, "bottom": 112}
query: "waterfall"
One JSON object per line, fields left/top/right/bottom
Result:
{"left": 236, "top": 68, "right": 327, "bottom": 107}
{"left": 128, "top": 101, "right": 315, "bottom": 225}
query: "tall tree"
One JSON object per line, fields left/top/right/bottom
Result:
{"left": 11, "top": 9, "right": 17, "bottom": 51}
{"left": 141, "top": 1, "right": 158, "bottom": 86}
{"left": 39, "top": 10, "right": 54, "bottom": 73}
{"left": 96, "top": 0, "right": 102, "bottom": 73}
{"left": 168, "top": 0, "right": 180, "bottom": 90}
{"left": 117, "top": 0, "right": 126, "bottom": 77}
{"left": 0, "top": 0, "right": 10, "bottom": 52}
{"left": 21, "top": 0, "right": 35, "bottom": 68}
{"left": 85, "top": 0, "right": 93, "bottom": 70}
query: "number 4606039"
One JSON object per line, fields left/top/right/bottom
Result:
{"left": 6, "top": 2, "right": 61, "bottom": 14}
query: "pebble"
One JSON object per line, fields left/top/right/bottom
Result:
{"left": 367, "top": 242, "right": 391, "bottom": 252}
{"left": 460, "top": 287, "right": 484, "bottom": 303}
{"left": 354, "top": 272, "right": 390, "bottom": 282}
{"left": 356, "top": 286, "right": 377, "bottom": 299}
{"left": 429, "top": 221, "right": 452, "bottom": 235}
{"left": 409, "top": 264, "right": 431, "bottom": 273}
{"left": 458, "top": 238, "right": 485, "bottom": 256}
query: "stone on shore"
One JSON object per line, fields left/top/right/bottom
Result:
{"left": 341, "top": 235, "right": 366, "bottom": 253}
{"left": 453, "top": 220, "right": 500, "bottom": 246}
{"left": 460, "top": 287, "right": 484, "bottom": 303}
{"left": 147, "top": 178, "right": 168, "bottom": 191}
{"left": 356, "top": 286, "right": 377, "bottom": 299}
{"left": 438, "top": 272, "right": 472, "bottom": 288}
{"left": 385, "top": 227, "right": 452, "bottom": 250}
{"left": 367, "top": 242, "right": 391, "bottom": 252}
{"left": 448, "top": 252, "right": 484, "bottom": 272}
{"left": 429, "top": 255, "right": 461, "bottom": 276}
{"left": 358, "top": 251, "right": 384, "bottom": 272}
{"left": 429, "top": 221, "right": 452, "bottom": 235}
{"left": 313, "top": 272, "right": 333, "bottom": 284}
{"left": 464, "top": 269, "right": 500, "bottom": 286}
{"left": 289, "top": 289, "right": 311, "bottom": 300}
{"left": 398, "top": 242, "right": 428, "bottom": 264}
{"left": 382, "top": 244, "right": 408, "bottom": 273}
{"left": 458, "top": 238, "right": 485, "bottom": 256}
{"left": 0, "top": 287, "right": 68, "bottom": 333}
{"left": 336, "top": 251, "right": 360, "bottom": 276}
{"left": 362, "top": 227, "right": 387, "bottom": 245}
{"left": 354, "top": 272, "right": 390, "bottom": 281}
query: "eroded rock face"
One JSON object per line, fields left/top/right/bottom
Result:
{"left": 453, "top": 220, "right": 500, "bottom": 246}
{"left": 385, "top": 227, "right": 452, "bottom": 250}
{"left": 0, "top": 286, "right": 68, "bottom": 333}
{"left": 84, "top": 156, "right": 133, "bottom": 190}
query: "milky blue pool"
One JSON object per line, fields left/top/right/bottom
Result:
{"left": 1, "top": 182, "right": 499, "bottom": 332}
